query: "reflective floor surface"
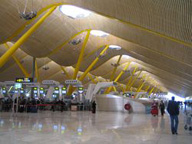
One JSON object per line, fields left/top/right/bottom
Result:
{"left": 0, "top": 111, "right": 191, "bottom": 144}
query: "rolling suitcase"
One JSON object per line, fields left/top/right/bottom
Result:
{"left": 151, "top": 107, "right": 158, "bottom": 116}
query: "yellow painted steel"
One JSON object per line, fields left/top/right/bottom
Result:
{"left": 3, "top": 1, "right": 189, "bottom": 69}
{"left": 96, "top": 77, "right": 100, "bottom": 82}
{"left": 145, "top": 85, "right": 151, "bottom": 92}
{"left": 148, "top": 87, "right": 155, "bottom": 95}
{"left": 127, "top": 71, "right": 142, "bottom": 91}
{"left": 21, "top": 3, "right": 192, "bottom": 47}
{"left": 72, "top": 30, "right": 90, "bottom": 80}
{"left": 35, "top": 60, "right": 39, "bottom": 82}
{"left": 4, "top": 43, "right": 30, "bottom": 77}
{"left": 110, "top": 55, "right": 122, "bottom": 81}
{"left": 153, "top": 87, "right": 158, "bottom": 94}
{"left": 78, "top": 45, "right": 109, "bottom": 81}
{"left": 136, "top": 74, "right": 146, "bottom": 92}
{"left": 3, "top": 3, "right": 63, "bottom": 43}
{"left": 112, "top": 86, "right": 117, "bottom": 92}
{"left": 2, "top": 2, "right": 190, "bottom": 75}
{"left": 87, "top": 73, "right": 97, "bottom": 84}
{"left": 46, "top": 29, "right": 90, "bottom": 57}
{"left": 136, "top": 81, "right": 145, "bottom": 92}
{"left": 60, "top": 66, "right": 71, "bottom": 79}
{"left": 114, "top": 62, "right": 131, "bottom": 82}
{"left": 12, "top": 56, "right": 30, "bottom": 78}
{"left": 125, "top": 66, "right": 138, "bottom": 91}
{"left": 4, "top": 2, "right": 190, "bottom": 48}
{"left": 67, "top": 30, "right": 90, "bottom": 95}
{"left": 0, "top": 6, "right": 57, "bottom": 68}
{"left": 0, "top": 54, "right": 28, "bottom": 73}
{"left": 106, "top": 62, "right": 131, "bottom": 93}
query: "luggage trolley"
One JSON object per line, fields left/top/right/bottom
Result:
{"left": 184, "top": 111, "right": 192, "bottom": 132}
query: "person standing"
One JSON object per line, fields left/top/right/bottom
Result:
{"left": 92, "top": 101, "right": 96, "bottom": 114}
{"left": 167, "top": 96, "right": 179, "bottom": 135}
{"left": 159, "top": 100, "right": 165, "bottom": 116}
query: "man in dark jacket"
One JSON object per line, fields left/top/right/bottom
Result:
{"left": 167, "top": 96, "right": 179, "bottom": 135}
{"left": 92, "top": 101, "right": 96, "bottom": 114}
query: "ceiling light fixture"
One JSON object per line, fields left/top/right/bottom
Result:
{"left": 109, "top": 45, "right": 122, "bottom": 50}
{"left": 60, "top": 5, "right": 92, "bottom": 19}
{"left": 69, "top": 38, "right": 82, "bottom": 45}
{"left": 90, "top": 30, "right": 109, "bottom": 37}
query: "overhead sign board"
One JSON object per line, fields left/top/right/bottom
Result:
{"left": 4, "top": 81, "right": 15, "bottom": 85}
{"left": 65, "top": 80, "right": 82, "bottom": 85}
{"left": 15, "top": 78, "right": 33, "bottom": 83}
{"left": 25, "top": 82, "right": 40, "bottom": 87}
{"left": 3, "top": 81, "right": 15, "bottom": 86}
{"left": 42, "top": 80, "right": 60, "bottom": 85}
{"left": 15, "top": 83, "right": 22, "bottom": 89}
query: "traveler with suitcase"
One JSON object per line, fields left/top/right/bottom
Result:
{"left": 151, "top": 100, "right": 158, "bottom": 116}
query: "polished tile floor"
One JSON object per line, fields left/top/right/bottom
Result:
{"left": 0, "top": 110, "right": 191, "bottom": 144}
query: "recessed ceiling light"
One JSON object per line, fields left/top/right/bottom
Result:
{"left": 60, "top": 5, "right": 92, "bottom": 19}
{"left": 90, "top": 30, "right": 109, "bottom": 37}
{"left": 109, "top": 45, "right": 121, "bottom": 50}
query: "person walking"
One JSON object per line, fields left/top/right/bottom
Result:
{"left": 159, "top": 100, "right": 165, "bottom": 116}
{"left": 167, "top": 96, "right": 179, "bottom": 135}
{"left": 92, "top": 101, "right": 96, "bottom": 114}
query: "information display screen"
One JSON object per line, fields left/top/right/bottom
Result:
{"left": 15, "top": 78, "right": 33, "bottom": 83}
{"left": 54, "top": 91, "right": 59, "bottom": 94}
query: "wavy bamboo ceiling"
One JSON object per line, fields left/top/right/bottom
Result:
{"left": 0, "top": 0, "right": 192, "bottom": 97}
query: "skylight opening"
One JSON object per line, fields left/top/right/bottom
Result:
{"left": 90, "top": 30, "right": 109, "bottom": 37}
{"left": 122, "top": 55, "right": 130, "bottom": 59}
{"left": 109, "top": 45, "right": 121, "bottom": 50}
{"left": 60, "top": 5, "right": 92, "bottom": 19}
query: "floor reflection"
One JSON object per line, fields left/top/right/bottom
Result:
{"left": 0, "top": 111, "right": 191, "bottom": 144}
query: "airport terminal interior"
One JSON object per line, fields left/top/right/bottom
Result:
{"left": 0, "top": 0, "right": 192, "bottom": 144}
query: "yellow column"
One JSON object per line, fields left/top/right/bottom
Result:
{"left": 67, "top": 30, "right": 90, "bottom": 95}
{"left": 87, "top": 73, "right": 97, "bottom": 84}
{"left": 148, "top": 87, "right": 155, "bottom": 96}
{"left": 72, "top": 30, "right": 90, "bottom": 80}
{"left": 136, "top": 81, "right": 145, "bottom": 92}
{"left": 0, "top": 6, "right": 57, "bottom": 68}
{"left": 60, "top": 66, "right": 71, "bottom": 79}
{"left": 145, "top": 85, "right": 150, "bottom": 92}
{"left": 35, "top": 60, "right": 39, "bottom": 82}
{"left": 4, "top": 43, "right": 30, "bottom": 77}
{"left": 79, "top": 45, "right": 109, "bottom": 81}
{"left": 125, "top": 66, "right": 138, "bottom": 91}
{"left": 127, "top": 71, "right": 142, "bottom": 91}
{"left": 106, "top": 62, "right": 131, "bottom": 93}
{"left": 96, "top": 77, "right": 100, "bottom": 82}
{"left": 135, "top": 74, "right": 146, "bottom": 92}
{"left": 154, "top": 87, "right": 158, "bottom": 94}
{"left": 110, "top": 55, "right": 122, "bottom": 81}
{"left": 112, "top": 86, "right": 117, "bottom": 92}
{"left": 114, "top": 62, "right": 131, "bottom": 82}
